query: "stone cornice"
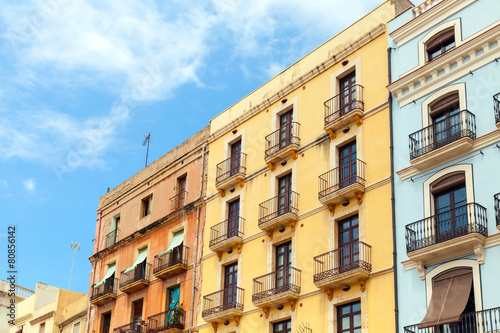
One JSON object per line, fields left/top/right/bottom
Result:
{"left": 29, "top": 311, "right": 56, "bottom": 325}
{"left": 389, "top": 0, "right": 477, "bottom": 46}
{"left": 208, "top": 24, "right": 386, "bottom": 143}
{"left": 389, "top": 22, "right": 500, "bottom": 107}
{"left": 397, "top": 129, "right": 500, "bottom": 180}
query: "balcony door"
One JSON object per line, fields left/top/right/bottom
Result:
{"left": 170, "top": 230, "right": 184, "bottom": 266}
{"left": 177, "top": 176, "right": 187, "bottom": 207}
{"left": 273, "top": 319, "right": 292, "bottom": 333}
{"left": 338, "top": 301, "right": 361, "bottom": 333}
{"left": 132, "top": 299, "right": 143, "bottom": 331}
{"left": 339, "top": 71, "right": 356, "bottom": 116}
{"left": 276, "top": 241, "right": 292, "bottom": 288}
{"left": 339, "top": 141, "right": 357, "bottom": 189}
{"left": 230, "top": 140, "right": 241, "bottom": 176}
{"left": 279, "top": 110, "right": 293, "bottom": 148}
{"left": 102, "top": 312, "right": 112, "bottom": 333}
{"left": 278, "top": 173, "right": 292, "bottom": 215}
{"left": 224, "top": 262, "right": 238, "bottom": 306}
{"left": 430, "top": 93, "right": 461, "bottom": 149}
{"left": 338, "top": 215, "right": 359, "bottom": 272}
{"left": 434, "top": 181, "right": 467, "bottom": 243}
{"left": 227, "top": 199, "right": 240, "bottom": 238}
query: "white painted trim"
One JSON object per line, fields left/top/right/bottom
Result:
{"left": 329, "top": 57, "right": 362, "bottom": 98}
{"left": 417, "top": 18, "right": 463, "bottom": 68}
{"left": 420, "top": 83, "right": 466, "bottom": 127}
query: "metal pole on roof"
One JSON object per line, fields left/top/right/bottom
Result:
{"left": 143, "top": 133, "right": 151, "bottom": 167}
{"left": 68, "top": 241, "right": 80, "bottom": 290}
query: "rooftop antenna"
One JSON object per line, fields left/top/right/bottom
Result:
{"left": 68, "top": 241, "right": 81, "bottom": 290}
{"left": 143, "top": 133, "right": 151, "bottom": 167}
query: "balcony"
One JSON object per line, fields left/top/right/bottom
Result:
{"left": 405, "top": 203, "right": 487, "bottom": 278}
{"left": 409, "top": 110, "right": 476, "bottom": 169}
{"left": 105, "top": 229, "right": 118, "bottom": 248}
{"left": 170, "top": 191, "right": 187, "bottom": 211}
{"left": 119, "top": 262, "right": 151, "bottom": 293}
{"left": 209, "top": 217, "right": 244, "bottom": 260}
{"left": 216, "top": 153, "right": 247, "bottom": 196}
{"left": 495, "top": 193, "right": 500, "bottom": 231}
{"left": 148, "top": 306, "right": 186, "bottom": 333}
{"left": 252, "top": 267, "right": 301, "bottom": 311}
{"left": 258, "top": 192, "right": 299, "bottom": 239}
{"left": 313, "top": 242, "right": 371, "bottom": 300}
{"left": 202, "top": 287, "right": 244, "bottom": 325}
{"left": 318, "top": 159, "right": 366, "bottom": 214}
{"left": 494, "top": 93, "right": 500, "bottom": 127}
{"left": 264, "top": 122, "right": 300, "bottom": 170}
{"left": 90, "top": 278, "right": 118, "bottom": 306}
{"left": 113, "top": 322, "right": 141, "bottom": 333}
{"left": 324, "top": 85, "right": 364, "bottom": 139}
{"left": 153, "top": 246, "right": 189, "bottom": 280}
{"left": 404, "top": 306, "right": 500, "bottom": 333}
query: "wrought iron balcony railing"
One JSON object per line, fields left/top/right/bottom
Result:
{"left": 495, "top": 193, "right": 500, "bottom": 228}
{"left": 265, "top": 122, "right": 300, "bottom": 159}
{"left": 405, "top": 203, "right": 487, "bottom": 253}
{"left": 495, "top": 93, "right": 500, "bottom": 124}
{"left": 216, "top": 153, "right": 247, "bottom": 185}
{"left": 318, "top": 159, "right": 366, "bottom": 199}
{"left": 324, "top": 84, "right": 364, "bottom": 126}
{"left": 202, "top": 287, "right": 244, "bottom": 318}
{"left": 147, "top": 306, "right": 186, "bottom": 332}
{"left": 90, "top": 278, "right": 118, "bottom": 301}
{"left": 209, "top": 217, "right": 244, "bottom": 247}
{"left": 403, "top": 306, "right": 500, "bottom": 333}
{"left": 113, "top": 321, "right": 141, "bottom": 333}
{"left": 170, "top": 191, "right": 187, "bottom": 211}
{"left": 313, "top": 241, "right": 371, "bottom": 282}
{"left": 105, "top": 229, "right": 118, "bottom": 248}
{"left": 153, "top": 245, "right": 189, "bottom": 274}
{"left": 258, "top": 191, "right": 299, "bottom": 226}
{"left": 252, "top": 267, "right": 301, "bottom": 302}
{"left": 409, "top": 110, "right": 476, "bottom": 160}
{"left": 119, "top": 262, "right": 151, "bottom": 288}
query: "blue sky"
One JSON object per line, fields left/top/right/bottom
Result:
{"left": 0, "top": 0, "right": 382, "bottom": 294}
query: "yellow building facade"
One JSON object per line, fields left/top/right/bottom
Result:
{"left": 197, "top": 1, "right": 411, "bottom": 332}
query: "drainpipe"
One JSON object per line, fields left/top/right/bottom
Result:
{"left": 388, "top": 46, "right": 399, "bottom": 333}
{"left": 189, "top": 143, "right": 206, "bottom": 333}
{"left": 86, "top": 211, "right": 102, "bottom": 333}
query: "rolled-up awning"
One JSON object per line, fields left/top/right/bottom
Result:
{"left": 159, "top": 231, "right": 184, "bottom": 257}
{"left": 94, "top": 264, "right": 116, "bottom": 288}
{"left": 418, "top": 268, "right": 473, "bottom": 329}
{"left": 124, "top": 248, "right": 148, "bottom": 273}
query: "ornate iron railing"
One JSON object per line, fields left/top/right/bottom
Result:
{"left": 202, "top": 287, "right": 244, "bottom": 318}
{"left": 265, "top": 122, "right": 300, "bottom": 158}
{"left": 403, "top": 306, "right": 500, "bottom": 332}
{"left": 405, "top": 203, "right": 487, "bottom": 253}
{"left": 147, "top": 307, "right": 185, "bottom": 332}
{"left": 153, "top": 245, "right": 189, "bottom": 274}
{"left": 318, "top": 159, "right": 366, "bottom": 199}
{"left": 170, "top": 191, "right": 187, "bottom": 211}
{"left": 105, "top": 229, "right": 118, "bottom": 248}
{"left": 90, "top": 278, "right": 118, "bottom": 300}
{"left": 313, "top": 241, "right": 371, "bottom": 282}
{"left": 209, "top": 217, "right": 245, "bottom": 247}
{"left": 113, "top": 321, "right": 142, "bottom": 333}
{"left": 216, "top": 153, "right": 247, "bottom": 185}
{"left": 494, "top": 93, "right": 500, "bottom": 124}
{"left": 495, "top": 193, "right": 500, "bottom": 228}
{"left": 324, "top": 84, "right": 364, "bottom": 126}
{"left": 258, "top": 191, "right": 299, "bottom": 226}
{"left": 252, "top": 267, "right": 301, "bottom": 302}
{"left": 409, "top": 110, "right": 476, "bottom": 160}
{"left": 119, "top": 262, "right": 151, "bottom": 288}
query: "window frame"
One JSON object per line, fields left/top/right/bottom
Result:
{"left": 417, "top": 19, "right": 463, "bottom": 67}
{"left": 337, "top": 301, "right": 362, "bottom": 333}
{"left": 141, "top": 194, "right": 153, "bottom": 218}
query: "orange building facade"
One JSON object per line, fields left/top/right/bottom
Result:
{"left": 87, "top": 127, "right": 209, "bottom": 333}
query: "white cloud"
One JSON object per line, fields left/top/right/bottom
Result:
{"left": 0, "top": 179, "right": 8, "bottom": 187}
{"left": 23, "top": 178, "right": 36, "bottom": 192}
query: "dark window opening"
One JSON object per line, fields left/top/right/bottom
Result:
{"left": 279, "top": 110, "right": 293, "bottom": 149}
{"left": 224, "top": 262, "right": 238, "bottom": 305}
{"left": 339, "top": 141, "right": 357, "bottom": 189}
{"left": 142, "top": 196, "right": 152, "bottom": 217}
{"left": 276, "top": 241, "right": 292, "bottom": 287}
{"left": 339, "top": 71, "right": 356, "bottom": 116}
{"left": 338, "top": 301, "right": 362, "bottom": 333}
{"left": 102, "top": 313, "right": 112, "bottom": 333}
{"left": 427, "top": 28, "right": 455, "bottom": 62}
{"left": 273, "top": 319, "right": 292, "bottom": 333}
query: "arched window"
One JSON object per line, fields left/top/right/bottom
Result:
{"left": 426, "top": 27, "right": 455, "bottom": 62}
{"left": 428, "top": 92, "right": 464, "bottom": 149}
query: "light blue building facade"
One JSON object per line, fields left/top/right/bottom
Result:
{"left": 387, "top": 0, "right": 500, "bottom": 331}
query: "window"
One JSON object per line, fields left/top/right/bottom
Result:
{"left": 39, "top": 323, "right": 45, "bottom": 333}
{"left": 426, "top": 27, "right": 455, "bottom": 62}
{"left": 170, "top": 230, "right": 184, "bottom": 265}
{"left": 227, "top": 199, "right": 240, "bottom": 238}
{"left": 230, "top": 140, "right": 242, "bottom": 177}
{"left": 273, "top": 319, "right": 292, "bottom": 333}
{"left": 176, "top": 176, "right": 187, "bottom": 208}
{"left": 101, "top": 312, "right": 111, "bottom": 333}
{"left": 429, "top": 92, "right": 462, "bottom": 148}
{"left": 339, "top": 71, "right": 357, "bottom": 116}
{"left": 279, "top": 110, "right": 294, "bottom": 149}
{"left": 109, "top": 214, "right": 120, "bottom": 246}
{"left": 276, "top": 241, "right": 292, "bottom": 287}
{"left": 142, "top": 195, "right": 152, "bottom": 217}
{"left": 73, "top": 322, "right": 80, "bottom": 333}
{"left": 132, "top": 299, "right": 143, "bottom": 329}
{"left": 339, "top": 141, "right": 357, "bottom": 189}
{"left": 337, "top": 301, "right": 361, "bottom": 333}
{"left": 338, "top": 215, "right": 359, "bottom": 272}
{"left": 93, "top": 263, "right": 116, "bottom": 292}
{"left": 278, "top": 173, "right": 292, "bottom": 216}
{"left": 224, "top": 262, "right": 238, "bottom": 305}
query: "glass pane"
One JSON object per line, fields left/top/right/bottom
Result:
{"left": 353, "top": 314, "right": 361, "bottom": 327}
{"left": 342, "top": 306, "right": 351, "bottom": 315}
{"left": 341, "top": 317, "right": 350, "bottom": 329}
{"left": 353, "top": 302, "right": 361, "bottom": 312}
